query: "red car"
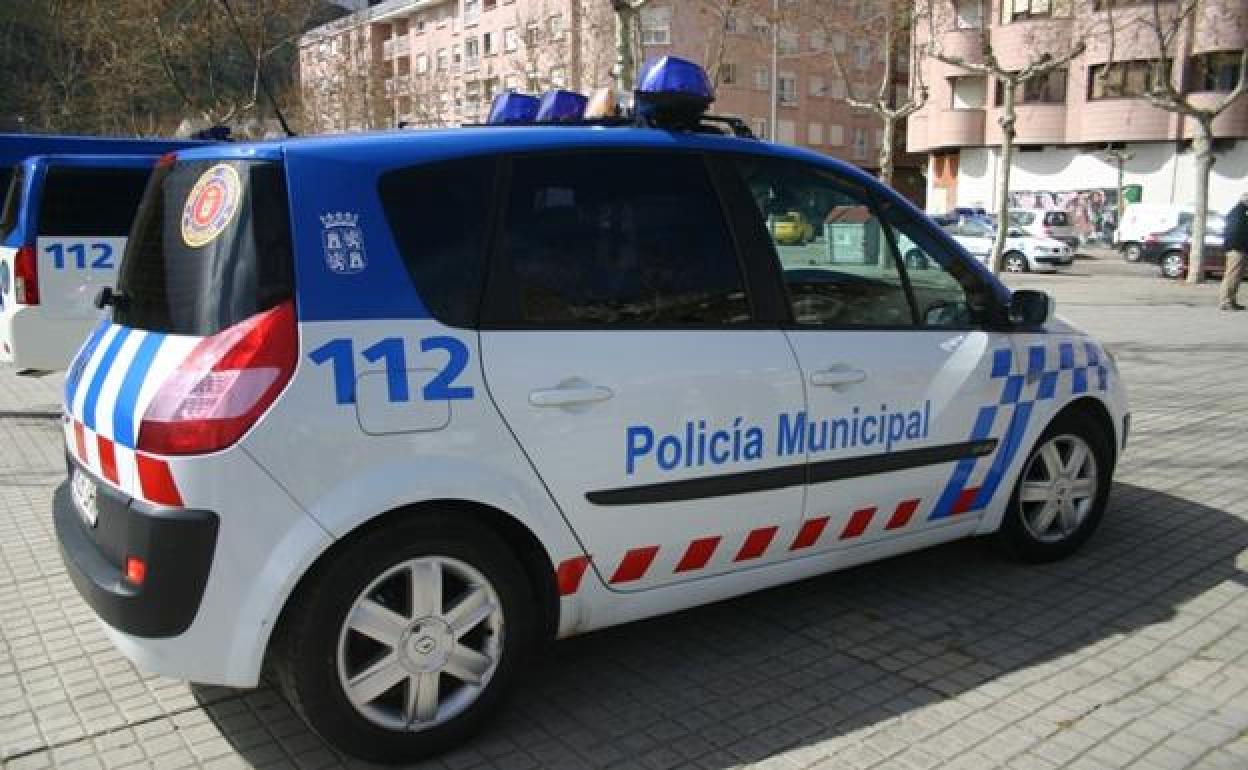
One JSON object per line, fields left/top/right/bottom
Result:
{"left": 1161, "top": 239, "right": 1228, "bottom": 280}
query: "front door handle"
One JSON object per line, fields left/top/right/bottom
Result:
{"left": 529, "top": 384, "right": 614, "bottom": 407}
{"left": 810, "top": 367, "right": 868, "bottom": 387}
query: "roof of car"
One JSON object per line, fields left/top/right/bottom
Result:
{"left": 173, "top": 125, "right": 885, "bottom": 188}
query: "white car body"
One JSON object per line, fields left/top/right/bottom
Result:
{"left": 944, "top": 223, "right": 1074, "bottom": 273}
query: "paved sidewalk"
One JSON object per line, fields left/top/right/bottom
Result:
{"left": 2, "top": 265, "right": 1247, "bottom": 769}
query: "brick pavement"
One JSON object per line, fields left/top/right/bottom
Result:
{"left": 2, "top": 261, "right": 1247, "bottom": 769}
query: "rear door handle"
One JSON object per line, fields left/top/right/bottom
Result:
{"left": 810, "top": 367, "right": 868, "bottom": 387}
{"left": 529, "top": 384, "right": 614, "bottom": 407}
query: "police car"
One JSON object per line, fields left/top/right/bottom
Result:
{"left": 54, "top": 58, "right": 1129, "bottom": 763}
{"left": 0, "top": 154, "right": 162, "bottom": 372}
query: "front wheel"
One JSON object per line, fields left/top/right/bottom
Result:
{"left": 272, "top": 514, "right": 536, "bottom": 764}
{"left": 1160, "top": 251, "right": 1184, "bottom": 279}
{"left": 1003, "top": 251, "right": 1029, "bottom": 273}
{"left": 996, "top": 414, "right": 1112, "bottom": 563}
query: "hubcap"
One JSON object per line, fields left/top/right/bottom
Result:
{"left": 337, "top": 557, "right": 503, "bottom": 732}
{"left": 1018, "top": 434, "right": 1098, "bottom": 543}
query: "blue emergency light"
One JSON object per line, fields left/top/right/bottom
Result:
{"left": 635, "top": 56, "right": 715, "bottom": 128}
{"left": 487, "top": 92, "right": 540, "bottom": 125}
{"left": 536, "top": 90, "right": 589, "bottom": 123}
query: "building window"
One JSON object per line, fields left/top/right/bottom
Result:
{"left": 504, "top": 27, "right": 518, "bottom": 52}
{"left": 831, "top": 32, "right": 847, "bottom": 53}
{"left": 484, "top": 0, "right": 497, "bottom": 10}
{"left": 752, "top": 117, "right": 768, "bottom": 139}
{"left": 810, "top": 29, "right": 825, "bottom": 51}
{"left": 995, "top": 69, "right": 1067, "bottom": 104}
{"left": 754, "top": 66, "right": 770, "bottom": 90}
{"left": 752, "top": 16, "right": 769, "bottom": 39}
{"left": 955, "top": 0, "right": 984, "bottom": 28}
{"left": 415, "top": 53, "right": 429, "bottom": 74}
{"left": 1088, "top": 60, "right": 1162, "bottom": 99}
{"left": 464, "top": 0, "right": 480, "bottom": 22}
{"left": 778, "top": 29, "right": 798, "bottom": 56}
{"left": 853, "top": 41, "right": 871, "bottom": 70}
{"left": 809, "top": 75, "right": 825, "bottom": 96}
{"left": 720, "top": 62, "right": 738, "bottom": 85}
{"left": 413, "top": 17, "right": 427, "bottom": 35}
{"left": 777, "top": 119, "right": 796, "bottom": 144}
{"left": 548, "top": 14, "right": 564, "bottom": 41}
{"left": 483, "top": 32, "right": 495, "bottom": 55}
{"left": 827, "top": 124, "right": 845, "bottom": 145}
{"left": 852, "top": 128, "right": 868, "bottom": 159}
{"left": 464, "top": 37, "right": 480, "bottom": 69}
{"left": 778, "top": 74, "right": 798, "bottom": 105}
{"left": 1006, "top": 0, "right": 1073, "bottom": 22}
{"left": 436, "top": 48, "right": 449, "bottom": 72}
{"left": 525, "top": 22, "right": 541, "bottom": 47}
{"left": 551, "top": 67, "right": 566, "bottom": 88}
{"left": 725, "top": 12, "right": 739, "bottom": 34}
{"left": 950, "top": 75, "right": 987, "bottom": 109}
{"left": 808, "top": 122, "right": 824, "bottom": 145}
{"left": 641, "top": 7, "right": 671, "bottom": 45}
{"left": 1189, "top": 50, "right": 1243, "bottom": 93}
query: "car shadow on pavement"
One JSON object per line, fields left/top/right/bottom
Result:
{"left": 193, "top": 480, "right": 1247, "bottom": 768}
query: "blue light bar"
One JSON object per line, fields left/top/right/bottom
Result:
{"left": 637, "top": 56, "right": 715, "bottom": 102}
{"left": 487, "top": 92, "right": 540, "bottom": 125}
{"left": 536, "top": 89, "right": 589, "bottom": 123}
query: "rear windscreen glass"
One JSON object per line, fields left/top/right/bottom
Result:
{"left": 0, "top": 166, "right": 23, "bottom": 239}
{"left": 1043, "top": 211, "right": 1070, "bottom": 227}
{"left": 37, "top": 166, "right": 152, "bottom": 236}
{"left": 114, "top": 160, "right": 293, "bottom": 336}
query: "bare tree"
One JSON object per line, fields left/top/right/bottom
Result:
{"left": 609, "top": 0, "right": 651, "bottom": 92}
{"left": 925, "top": 1, "right": 1100, "bottom": 275}
{"left": 1105, "top": 1, "right": 1246, "bottom": 283}
{"left": 794, "top": 0, "right": 929, "bottom": 187}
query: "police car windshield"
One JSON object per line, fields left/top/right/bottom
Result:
{"left": 115, "top": 159, "right": 293, "bottom": 336}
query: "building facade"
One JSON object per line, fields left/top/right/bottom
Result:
{"left": 298, "top": 0, "right": 923, "bottom": 195}
{"left": 908, "top": 0, "right": 1247, "bottom": 219}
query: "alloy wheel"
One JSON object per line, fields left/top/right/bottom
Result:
{"left": 1018, "top": 434, "right": 1099, "bottom": 544}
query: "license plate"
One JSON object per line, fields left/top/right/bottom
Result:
{"left": 71, "top": 469, "right": 99, "bottom": 528}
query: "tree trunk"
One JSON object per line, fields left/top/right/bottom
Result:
{"left": 878, "top": 115, "right": 895, "bottom": 188}
{"left": 1186, "top": 118, "right": 1214, "bottom": 285}
{"left": 614, "top": 6, "right": 635, "bottom": 93}
{"left": 990, "top": 81, "right": 1017, "bottom": 276}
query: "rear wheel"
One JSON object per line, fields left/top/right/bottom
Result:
{"left": 1123, "top": 243, "right": 1142, "bottom": 262}
{"left": 1160, "top": 251, "right": 1184, "bottom": 279}
{"left": 1003, "top": 251, "right": 1029, "bottom": 273}
{"left": 273, "top": 514, "right": 536, "bottom": 764}
{"left": 996, "top": 414, "right": 1112, "bottom": 563}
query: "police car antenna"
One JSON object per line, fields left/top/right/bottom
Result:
{"left": 218, "top": 0, "right": 297, "bottom": 138}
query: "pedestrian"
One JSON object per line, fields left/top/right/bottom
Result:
{"left": 1222, "top": 191, "right": 1248, "bottom": 311}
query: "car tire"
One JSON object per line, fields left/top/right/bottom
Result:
{"left": 1003, "top": 251, "right": 1029, "bottom": 273}
{"left": 1160, "top": 251, "right": 1184, "bottom": 279}
{"left": 1123, "top": 243, "right": 1142, "bottom": 262}
{"left": 996, "top": 413, "right": 1113, "bottom": 563}
{"left": 271, "top": 512, "right": 536, "bottom": 764}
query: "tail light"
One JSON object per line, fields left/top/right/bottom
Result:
{"left": 137, "top": 300, "right": 297, "bottom": 455}
{"left": 13, "top": 245, "right": 39, "bottom": 305}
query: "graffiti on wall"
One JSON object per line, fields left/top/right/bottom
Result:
{"left": 1009, "top": 188, "right": 1120, "bottom": 243}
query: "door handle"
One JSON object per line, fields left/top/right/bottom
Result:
{"left": 810, "top": 367, "right": 868, "bottom": 387}
{"left": 529, "top": 384, "right": 614, "bottom": 407}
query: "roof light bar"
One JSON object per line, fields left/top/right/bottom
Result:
{"left": 487, "top": 92, "right": 540, "bottom": 125}
{"left": 536, "top": 89, "right": 589, "bottom": 123}
{"left": 635, "top": 56, "right": 715, "bottom": 129}
{"left": 584, "top": 88, "right": 619, "bottom": 120}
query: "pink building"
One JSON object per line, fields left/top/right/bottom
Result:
{"left": 909, "top": 0, "right": 1247, "bottom": 214}
{"left": 298, "top": 0, "right": 924, "bottom": 196}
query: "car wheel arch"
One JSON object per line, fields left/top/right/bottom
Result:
{"left": 265, "top": 499, "right": 561, "bottom": 675}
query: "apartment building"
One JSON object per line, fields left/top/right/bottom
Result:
{"left": 298, "top": 0, "right": 923, "bottom": 196}
{"left": 908, "top": 0, "right": 1247, "bottom": 217}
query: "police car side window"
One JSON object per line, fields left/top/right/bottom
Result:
{"left": 485, "top": 152, "right": 751, "bottom": 326}
{"left": 379, "top": 157, "right": 497, "bottom": 327}
{"left": 732, "top": 156, "right": 914, "bottom": 328}
{"left": 37, "top": 167, "right": 151, "bottom": 237}
{"left": 881, "top": 207, "right": 992, "bottom": 329}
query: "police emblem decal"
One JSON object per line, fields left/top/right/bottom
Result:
{"left": 181, "top": 164, "right": 242, "bottom": 248}
{"left": 320, "top": 211, "right": 368, "bottom": 275}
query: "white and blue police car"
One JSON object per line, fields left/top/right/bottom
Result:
{"left": 54, "top": 58, "right": 1129, "bottom": 762}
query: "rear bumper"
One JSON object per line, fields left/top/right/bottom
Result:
{"left": 54, "top": 457, "right": 219, "bottom": 638}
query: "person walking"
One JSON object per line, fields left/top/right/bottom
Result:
{"left": 1222, "top": 192, "right": 1248, "bottom": 311}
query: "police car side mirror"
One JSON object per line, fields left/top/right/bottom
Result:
{"left": 1008, "top": 289, "right": 1054, "bottom": 327}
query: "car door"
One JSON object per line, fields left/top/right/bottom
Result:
{"left": 720, "top": 155, "right": 1017, "bottom": 552}
{"left": 479, "top": 149, "right": 806, "bottom": 592}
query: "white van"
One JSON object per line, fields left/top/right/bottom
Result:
{"left": 1116, "top": 203, "right": 1225, "bottom": 262}
{"left": 0, "top": 154, "right": 156, "bottom": 373}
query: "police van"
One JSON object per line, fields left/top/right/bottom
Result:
{"left": 53, "top": 58, "right": 1129, "bottom": 762}
{"left": 0, "top": 154, "right": 160, "bottom": 372}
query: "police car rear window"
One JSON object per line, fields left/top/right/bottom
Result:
{"left": 0, "top": 167, "right": 21, "bottom": 239}
{"left": 37, "top": 166, "right": 151, "bottom": 237}
{"left": 114, "top": 160, "right": 293, "bottom": 336}
{"left": 1044, "top": 211, "right": 1070, "bottom": 227}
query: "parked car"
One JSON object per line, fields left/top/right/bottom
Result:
{"left": 1008, "top": 208, "right": 1078, "bottom": 250}
{"left": 944, "top": 220, "right": 1074, "bottom": 272}
{"left": 768, "top": 209, "right": 816, "bottom": 244}
{"left": 0, "top": 154, "right": 160, "bottom": 373}
{"left": 1157, "top": 237, "right": 1228, "bottom": 280}
{"left": 1140, "top": 221, "right": 1226, "bottom": 278}
{"left": 1116, "top": 204, "right": 1225, "bottom": 262}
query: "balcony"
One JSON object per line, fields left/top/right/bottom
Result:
{"left": 937, "top": 28, "right": 985, "bottom": 67}
{"left": 925, "top": 109, "right": 985, "bottom": 148}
